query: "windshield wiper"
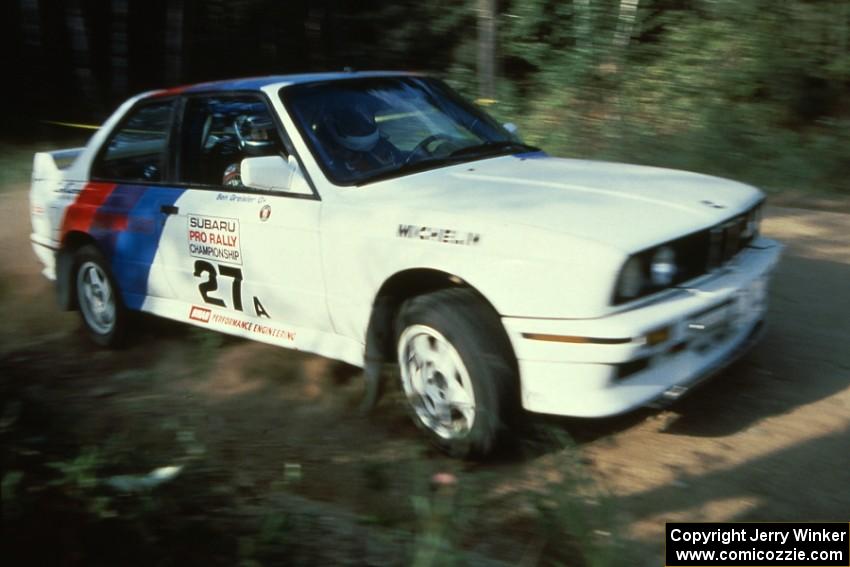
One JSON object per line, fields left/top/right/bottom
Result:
{"left": 355, "top": 142, "right": 542, "bottom": 186}
{"left": 448, "top": 140, "right": 541, "bottom": 159}
{"left": 357, "top": 156, "right": 465, "bottom": 185}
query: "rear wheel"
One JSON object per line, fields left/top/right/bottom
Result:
{"left": 74, "top": 245, "right": 128, "bottom": 347}
{"left": 395, "top": 288, "right": 516, "bottom": 457}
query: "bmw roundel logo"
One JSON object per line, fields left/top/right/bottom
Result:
{"left": 259, "top": 204, "right": 272, "bottom": 222}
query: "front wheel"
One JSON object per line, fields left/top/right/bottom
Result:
{"left": 395, "top": 288, "right": 517, "bottom": 457}
{"left": 74, "top": 245, "right": 128, "bottom": 347}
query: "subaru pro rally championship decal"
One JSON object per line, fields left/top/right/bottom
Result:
{"left": 187, "top": 214, "right": 242, "bottom": 265}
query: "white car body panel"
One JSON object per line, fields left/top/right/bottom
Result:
{"left": 29, "top": 72, "right": 783, "bottom": 419}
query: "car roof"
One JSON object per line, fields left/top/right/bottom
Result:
{"left": 150, "top": 71, "right": 422, "bottom": 98}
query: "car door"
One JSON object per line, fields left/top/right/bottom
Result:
{"left": 86, "top": 97, "right": 186, "bottom": 311}
{"left": 157, "top": 93, "right": 332, "bottom": 344}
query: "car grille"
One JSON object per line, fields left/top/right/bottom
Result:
{"left": 666, "top": 203, "right": 761, "bottom": 285}
{"left": 612, "top": 201, "right": 763, "bottom": 306}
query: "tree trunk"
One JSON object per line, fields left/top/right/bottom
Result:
{"left": 574, "top": 0, "right": 592, "bottom": 54}
{"left": 21, "top": 0, "right": 41, "bottom": 49}
{"left": 65, "top": 0, "right": 100, "bottom": 112}
{"left": 614, "top": 0, "right": 640, "bottom": 49}
{"left": 21, "top": 0, "right": 45, "bottom": 122}
{"left": 166, "top": 0, "right": 184, "bottom": 86}
{"left": 477, "top": 0, "right": 496, "bottom": 102}
{"left": 111, "top": 0, "right": 129, "bottom": 101}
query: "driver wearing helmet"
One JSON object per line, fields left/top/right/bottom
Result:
{"left": 320, "top": 98, "right": 401, "bottom": 177}
{"left": 223, "top": 114, "right": 279, "bottom": 187}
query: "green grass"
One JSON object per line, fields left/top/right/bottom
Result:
{"left": 0, "top": 144, "right": 39, "bottom": 188}
{"left": 0, "top": 139, "right": 88, "bottom": 189}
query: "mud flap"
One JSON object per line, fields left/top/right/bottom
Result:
{"left": 55, "top": 248, "right": 75, "bottom": 310}
{"left": 359, "top": 296, "right": 395, "bottom": 414}
{"left": 358, "top": 356, "right": 385, "bottom": 415}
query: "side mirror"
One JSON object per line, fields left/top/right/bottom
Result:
{"left": 503, "top": 122, "right": 521, "bottom": 142}
{"left": 240, "top": 155, "right": 311, "bottom": 195}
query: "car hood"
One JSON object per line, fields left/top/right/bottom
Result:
{"left": 364, "top": 154, "right": 764, "bottom": 253}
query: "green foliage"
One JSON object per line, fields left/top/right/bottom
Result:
{"left": 48, "top": 446, "right": 102, "bottom": 491}
{"left": 2, "top": 470, "right": 24, "bottom": 502}
{"left": 10, "top": 1, "right": 846, "bottom": 194}
{"left": 188, "top": 326, "right": 224, "bottom": 373}
{"left": 527, "top": 429, "right": 624, "bottom": 567}
{"left": 0, "top": 139, "right": 88, "bottom": 189}
{"left": 0, "top": 145, "right": 39, "bottom": 188}
{"left": 464, "top": 0, "right": 850, "bottom": 194}
{"left": 238, "top": 510, "right": 294, "bottom": 567}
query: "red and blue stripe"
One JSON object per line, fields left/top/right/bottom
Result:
{"left": 60, "top": 182, "right": 185, "bottom": 310}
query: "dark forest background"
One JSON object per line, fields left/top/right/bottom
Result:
{"left": 4, "top": 0, "right": 849, "bottom": 193}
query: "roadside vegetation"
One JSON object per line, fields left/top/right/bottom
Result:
{"left": 0, "top": 140, "right": 88, "bottom": 189}
{"left": 9, "top": 0, "right": 849, "bottom": 196}
{"left": 436, "top": 1, "right": 850, "bottom": 196}
{"left": 1, "top": 327, "right": 627, "bottom": 566}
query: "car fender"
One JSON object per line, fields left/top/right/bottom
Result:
{"left": 320, "top": 201, "right": 626, "bottom": 346}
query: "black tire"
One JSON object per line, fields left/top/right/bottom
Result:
{"left": 72, "top": 244, "right": 129, "bottom": 348}
{"left": 394, "top": 288, "right": 517, "bottom": 458}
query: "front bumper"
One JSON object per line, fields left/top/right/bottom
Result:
{"left": 503, "top": 237, "right": 783, "bottom": 417}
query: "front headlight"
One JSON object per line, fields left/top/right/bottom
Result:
{"left": 617, "top": 256, "right": 645, "bottom": 299}
{"left": 742, "top": 208, "right": 756, "bottom": 240}
{"left": 650, "top": 246, "right": 677, "bottom": 286}
{"left": 753, "top": 203, "right": 763, "bottom": 238}
{"left": 615, "top": 245, "right": 680, "bottom": 303}
{"left": 742, "top": 202, "right": 763, "bottom": 241}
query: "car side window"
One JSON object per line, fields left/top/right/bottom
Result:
{"left": 91, "top": 100, "right": 175, "bottom": 182}
{"left": 178, "top": 95, "right": 284, "bottom": 188}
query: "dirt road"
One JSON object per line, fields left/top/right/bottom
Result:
{"left": 1, "top": 185, "right": 848, "bottom": 565}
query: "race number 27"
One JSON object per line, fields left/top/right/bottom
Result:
{"left": 193, "top": 260, "right": 243, "bottom": 310}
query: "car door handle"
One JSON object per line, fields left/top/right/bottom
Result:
{"left": 160, "top": 204, "right": 179, "bottom": 215}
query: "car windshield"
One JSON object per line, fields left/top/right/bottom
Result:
{"left": 281, "top": 76, "right": 539, "bottom": 186}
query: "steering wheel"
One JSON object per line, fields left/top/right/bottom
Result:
{"left": 403, "top": 134, "right": 455, "bottom": 166}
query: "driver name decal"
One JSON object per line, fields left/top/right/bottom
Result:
{"left": 397, "top": 224, "right": 481, "bottom": 246}
{"left": 188, "top": 214, "right": 242, "bottom": 265}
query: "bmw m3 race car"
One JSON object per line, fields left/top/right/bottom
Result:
{"left": 30, "top": 71, "right": 782, "bottom": 456}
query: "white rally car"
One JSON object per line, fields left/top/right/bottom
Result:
{"left": 30, "top": 72, "right": 782, "bottom": 456}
